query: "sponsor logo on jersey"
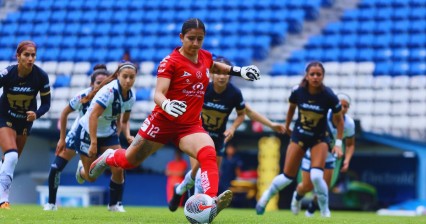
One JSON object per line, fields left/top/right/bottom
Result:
{"left": 205, "top": 102, "right": 228, "bottom": 110}
{"left": 300, "top": 103, "right": 322, "bottom": 111}
{"left": 182, "top": 71, "right": 192, "bottom": 77}
{"left": 11, "top": 87, "right": 33, "bottom": 92}
{"left": 196, "top": 71, "right": 202, "bottom": 79}
{"left": 192, "top": 83, "right": 204, "bottom": 91}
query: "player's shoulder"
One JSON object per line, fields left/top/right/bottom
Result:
{"left": 0, "top": 64, "right": 17, "bottom": 78}
{"left": 291, "top": 84, "right": 301, "bottom": 93}
{"left": 199, "top": 48, "right": 212, "bottom": 58}
{"left": 344, "top": 114, "right": 355, "bottom": 126}
{"left": 323, "top": 86, "right": 336, "bottom": 95}
{"left": 33, "top": 64, "right": 49, "bottom": 77}
{"left": 77, "top": 87, "right": 92, "bottom": 97}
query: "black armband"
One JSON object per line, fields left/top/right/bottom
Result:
{"left": 229, "top": 66, "right": 242, "bottom": 77}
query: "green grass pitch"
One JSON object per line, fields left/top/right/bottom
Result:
{"left": 1, "top": 205, "right": 425, "bottom": 224}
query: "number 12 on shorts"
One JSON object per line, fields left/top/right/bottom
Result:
{"left": 141, "top": 118, "right": 159, "bottom": 138}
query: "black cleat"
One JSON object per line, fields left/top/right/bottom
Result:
{"left": 168, "top": 184, "right": 182, "bottom": 212}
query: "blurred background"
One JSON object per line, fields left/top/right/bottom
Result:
{"left": 0, "top": 0, "right": 425, "bottom": 213}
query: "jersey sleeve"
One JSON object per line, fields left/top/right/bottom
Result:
{"left": 329, "top": 90, "right": 342, "bottom": 113}
{"left": 69, "top": 90, "right": 87, "bottom": 111}
{"left": 288, "top": 85, "right": 299, "bottom": 104}
{"left": 94, "top": 86, "right": 114, "bottom": 109}
{"left": 235, "top": 88, "right": 246, "bottom": 111}
{"left": 345, "top": 116, "right": 356, "bottom": 138}
{"left": 157, "top": 55, "right": 175, "bottom": 79}
{"left": 39, "top": 69, "right": 51, "bottom": 96}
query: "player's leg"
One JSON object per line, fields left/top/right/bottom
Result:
{"left": 0, "top": 126, "right": 20, "bottom": 209}
{"left": 45, "top": 148, "right": 76, "bottom": 210}
{"left": 100, "top": 144, "right": 126, "bottom": 212}
{"left": 169, "top": 158, "right": 199, "bottom": 212}
{"left": 292, "top": 170, "right": 314, "bottom": 215}
{"left": 256, "top": 142, "right": 305, "bottom": 215}
{"left": 310, "top": 143, "right": 329, "bottom": 217}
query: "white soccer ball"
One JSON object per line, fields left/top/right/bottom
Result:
{"left": 184, "top": 194, "right": 217, "bottom": 224}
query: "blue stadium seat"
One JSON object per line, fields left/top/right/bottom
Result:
{"left": 222, "top": 10, "right": 239, "bottom": 22}
{"left": 0, "top": 23, "right": 17, "bottom": 35}
{"left": 34, "top": 11, "right": 51, "bottom": 23}
{"left": 42, "top": 48, "right": 60, "bottom": 61}
{"left": 110, "top": 23, "right": 128, "bottom": 36}
{"left": 374, "top": 21, "right": 392, "bottom": 35}
{"left": 93, "top": 36, "right": 109, "bottom": 48}
{"left": 255, "top": 9, "right": 273, "bottom": 22}
{"left": 63, "top": 23, "right": 81, "bottom": 36}
{"left": 391, "top": 62, "right": 409, "bottom": 76}
{"left": 136, "top": 88, "right": 152, "bottom": 101}
{"left": 236, "top": 36, "right": 255, "bottom": 49}
{"left": 136, "top": 48, "right": 156, "bottom": 62}
{"left": 106, "top": 49, "right": 123, "bottom": 62}
{"left": 58, "top": 48, "right": 76, "bottom": 61}
{"left": 253, "top": 22, "right": 272, "bottom": 36}
{"left": 341, "top": 10, "right": 359, "bottom": 22}
{"left": 305, "top": 36, "right": 323, "bottom": 49}
{"left": 74, "top": 49, "right": 92, "bottom": 61}
{"left": 270, "top": 23, "right": 288, "bottom": 45}
{"left": 97, "top": 0, "right": 115, "bottom": 11}
{"left": 287, "top": 9, "right": 305, "bottom": 33}
{"left": 191, "top": 0, "right": 208, "bottom": 10}
{"left": 53, "top": 75, "right": 71, "bottom": 88}
{"left": 221, "top": 22, "right": 239, "bottom": 35}
{"left": 128, "top": 0, "right": 144, "bottom": 11}
{"left": 76, "top": 36, "right": 94, "bottom": 48}
{"left": 374, "top": 0, "right": 392, "bottom": 8}
{"left": 392, "top": 48, "right": 409, "bottom": 62}
{"left": 306, "top": 48, "right": 323, "bottom": 61}
{"left": 92, "top": 23, "right": 111, "bottom": 36}
{"left": 81, "top": 0, "right": 99, "bottom": 11}
{"left": 143, "top": 23, "right": 160, "bottom": 35}
{"left": 90, "top": 49, "right": 108, "bottom": 63}
{"left": 60, "top": 36, "right": 78, "bottom": 49}
{"left": 127, "top": 11, "right": 143, "bottom": 23}
{"left": 239, "top": 22, "right": 256, "bottom": 35}
{"left": 357, "top": 48, "right": 374, "bottom": 62}
{"left": 374, "top": 8, "right": 392, "bottom": 21}
{"left": 205, "top": 10, "right": 224, "bottom": 23}
{"left": 95, "top": 10, "right": 114, "bottom": 23}
{"left": 20, "top": 0, "right": 38, "bottom": 11}
{"left": 373, "top": 49, "right": 392, "bottom": 62}
{"left": 51, "top": 0, "right": 67, "bottom": 11}
{"left": 391, "top": 20, "right": 409, "bottom": 34}
{"left": 408, "top": 34, "right": 426, "bottom": 48}
{"left": 126, "top": 23, "right": 143, "bottom": 36}
{"left": 239, "top": 0, "right": 256, "bottom": 10}
{"left": 67, "top": 0, "right": 85, "bottom": 11}
{"left": 0, "top": 35, "right": 15, "bottom": 48}
{"left": 234, "top": 48, "right": 253, "bottom": 66}
{"left": 65, "top": 10, "right": 83, "bottom": 23}
{"left": 303, "top": 0, "right": 321, "bottom": 20}
{"left": 288, "top": 51, "right": 305, "bottom": 63}
{"left": 373, "top": 62, "right": 391, "bottom": 76}
{"left": 409, "top": 20, "right": 426, "bottom": 34}
{"left": 270, "top": 62, "right": 288, "bottom": 76}
{"left": 253, "top": 36, "right": 271, "bottom": 59}
{"left": 321, "top": 48, "right": 339, "bottom": 62}
{"left": 391, "top": 0, "right": 408, "bottom": 8}
{"left": 392, "top": 8, "right": 409, "bottom": 21}
{"left": 239, "top": 9, "right": 256, "bottom": 22}
{"left": 32, "top": 23, "right": 50, "bottom": 36}
{"left": 358, "top": 21, "right": 375, "bottom": 34}
{"left": 356, "top": 34, "right": 374, "bottom": 48}
{"left": 142, "top": 10, "right": 160, "bottom": 23}
{"left": 409, "top": 49, "right": 426, "bottom": 62}
{"left": 287, "top": 62, "right": 305, "bottom": 76}
{"left": 81, "top": 10, "right": 97, "bottom": 23}
{"left": 49, "top": 10, "right": 67, "bottom": 23}
{"left": 140, "top": 36, "right": 156, "bottom": 48}
{"left": 372, "top": 34, "right": 391, "bottom": 49}
{"left": 80, "top": 23, "right": 96, "bottom": 36}
{"left": 358, "top": 1, "right": 375, "bottom": 9}
{"left": 48, "top": 23, "right": 65, "bottom": 35}
{"left": 409, "top": 0, "right": 426, "bottom": 7}
{"left": 19, "top": 11, "right": 36, "bottom": 23}
{"left": 0, "top": 47, "right": 14, "bottom": 60}
{"left": 409, "top": 7, "right": 426, "bottom": 20}
{"left": 391, "top": 34, "right": 409, "bottom": 48}
{"left": 254, "top": 0, "right": 271, "bottom": 10}
{"left": 3, "top": 12, "right": 20, "bottom": 24}
{"left": 409, "top": 62, "right": 426, "bottom": 76}
{"left": 341, "top": 21, "right": 358, "bottom": 34}
{"left": 44, "top": 35, "right": 62, "bottom": 48}
{"left": 323, "top": 22, "right": 341, "bottom": 35}
{"left": 322, "top": 35, "right": 340, "bottom": 48}
{"left": 339, "top": 48, "right": 357, "bottom": 62}
{"left": 339, "top": 34, "right": 357, "bottom": 49}
{"left": 359, "top": 8, "right": 375, "bottom": 21}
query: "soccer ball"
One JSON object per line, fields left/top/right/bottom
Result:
{"left": 184, "top": 194, "right": 217, "bottom": 224}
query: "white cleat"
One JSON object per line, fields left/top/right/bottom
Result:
{"left": 108, "top": 202, "right": 126, "bottom": 212}
{"left": 320, "top": 209, "right": 331, "bottom": 218}
{"left": 89, "top": 149, "right": 114, "bottom": 179}
{"left": 43, "top": 203, "right": 57, "bottom": 211}
{"left": 305, "top": 210, "right": 314, "bottom": 217}
{"left": 290, "top": 191, "right": 302, "bottom": 215}
{"left": 75, "top": 160, "right": 85, "bottom": 184}
{"left": 216, "top": 190, "right": 233, "bottom": 214}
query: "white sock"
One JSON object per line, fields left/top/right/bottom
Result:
{"left": 258, "top": 174, "right": 293, "bottom": 207}
{"left": 0, "top": 151, "right": 18, "bottom": 203}
{"left": 175, "top": 170, "right": 195, "bottom": 195}
{"left": 310, "top": 168, "right": 329, "bottom": 213}
{"left": 194, "top": 169, "right": 203, "bottom": 194}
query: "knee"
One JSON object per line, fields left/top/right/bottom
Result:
{"left": 196, "top": 146, "right": 216, "bottom": 162}
{"left": 310, "top": 168, "right": 324, "bottom": 184}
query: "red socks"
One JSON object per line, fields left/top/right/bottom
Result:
{"left": 106, "top": 149, "right": 137, "bottom": 169}
{"left": 197, "top": 146, "right": 218, "bottom": 198}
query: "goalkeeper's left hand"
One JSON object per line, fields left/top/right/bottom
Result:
{"left": 231, "top": 65, "right": 261, "bottom": 81}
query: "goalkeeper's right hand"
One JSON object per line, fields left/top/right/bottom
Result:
{"left": 161, "top": 99, "right": 187, "bottom": 117}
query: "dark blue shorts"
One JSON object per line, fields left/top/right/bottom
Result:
{"left": 0, "top": 114, "right": 33, "bottom": 136}
{"left": 291, "top": 128, "right": 330, "bottom": 151}
{"left": 212, "top": 136, "right": 225, "bottom": 157}
{"left": 73, "top": 125, "right": 120, "bottom": 157}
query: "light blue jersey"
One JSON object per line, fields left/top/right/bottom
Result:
{"left": 302, "top": 110, "right": 355, "bottom": 170}
{"left": 79, "top": 80, "right": 135, "bottom": 137}
{"left": 65, "top": 87, "right": 91, "bottom": 149}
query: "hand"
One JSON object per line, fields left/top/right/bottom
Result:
{"left": 224, "top": 128, "right": 236, "bottom": 143}
{"left": 126, "top": 135, "right": 134, "bottom": 144}
{"left": 161, "top": 99, "right": 187, "bottom": 117}
{"left": 285, "top": 127, "right": 292, "bottom": 136}
{"left": 340, "top": 160, "right": 349, "bottom": 173}
{"left": 241, "top": 65, "right": 261, "bottom": 81}
{"left": 88, "top": 142, "right": 97, "bottom": 158}
{"left": 56, "top": 139, "right": 66, "bottom": 155}
{"left": 26, "top": 111, "right": 37, "bottom": 122}
{"left": 271, "top": 122, "right": 286, "bottom": 134}
{"left": 332, "top": 145, "right": 343, "bottom": 159}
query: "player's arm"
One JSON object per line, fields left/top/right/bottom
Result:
{"left": 33, "top": 76, "right": 52, "bottom": 120}
{"left": 88, "top": 103, "right": 104, "bottom": 157}
{"left": 155, "top": 77, "right": 186, "bottom": 117}
{"left": 224, "top": 108, "right": 245, "bottom": 143}
{"left": 121, "top": 111, "right": 134, "bottom": 144}
{"left": 245, "top": 104, "right": 285, "bottom": 134}
{"left": 332, "top": 111, "right": 344, "bottom": 158}
{"left": 284, "top": 103, "right": 297, "bottom": 136}
{"left": 210, "top": 61, "right": 260, "bottom": 81}
{"left": 341, "top": 136, "right": 355, "bottom": 172}
{"left": 56, "top": 105, "right": 75, "bottom": 154}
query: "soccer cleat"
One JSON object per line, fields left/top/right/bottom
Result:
{"left": 108, "top": 202, "right": 126, "bottom": 212}
{"left": 168, "top": 184, "right": 182, "bottom": 212}
{"left": 320, "top": 208, "right": 331, "bottom": 218}
{"left": 215, "top": 190, "right": 233, "bottom": 214}
{"left": 75, "top": 160, "right": 85, "bottom": 184}
{"left": 290, "top": 191, "right": 302, "bottom": 215}
{"left": 43, "top": 203, "right": 57, "bottom": 211}
{"left": 305, "top": 210, "right": 314, "bottom": 217}
{"left": 89, "top": 148, "right": 114, "bottom": 179}
{"left": 0, "top": 202, "right": 10, "bottom": 209}
{"left": 255, "top": 203, "right": 265, "bottom": 215}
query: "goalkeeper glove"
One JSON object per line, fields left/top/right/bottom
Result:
{"left": 161, "top": 99, "right": 187, "bottom": 117}
{"left": 230, "top": 65, "right": 261, "bottom": 81}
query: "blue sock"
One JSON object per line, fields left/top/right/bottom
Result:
{"left": 109, "top": 180, "right": 124, "bottom": 206}
{"left": 48, "top": 156, "right": 68, "bottom": 204}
